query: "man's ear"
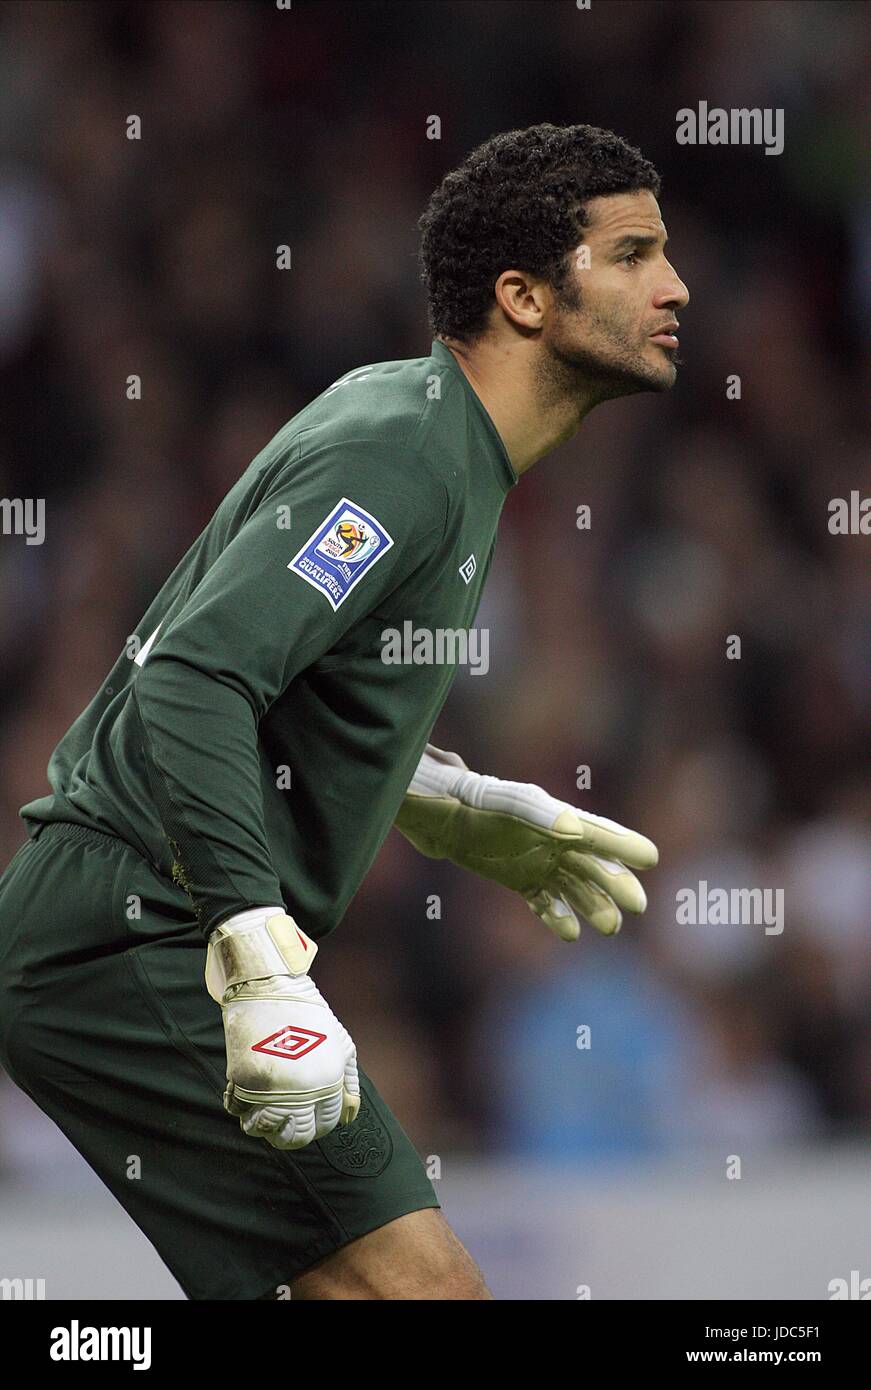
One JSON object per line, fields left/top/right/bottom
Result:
{"left": 494, "top": 269, "right": 547, "bottom": 332}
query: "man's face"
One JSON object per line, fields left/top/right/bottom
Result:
{"left": 543, "top": 190, "right": 689, "bottom": 399}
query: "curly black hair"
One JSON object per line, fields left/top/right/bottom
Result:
{"left": 418, "top": 123, "right": 661, "bottom": 343}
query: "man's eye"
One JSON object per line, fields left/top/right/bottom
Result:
{"left": 621, "top": 252, "right": 640, "bottom": 266}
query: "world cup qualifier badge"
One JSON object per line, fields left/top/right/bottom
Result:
{"left": 288, "top": 497, "right": 394, "bottom": 610}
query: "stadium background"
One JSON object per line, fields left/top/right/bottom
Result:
{"left": 1, "top": 0, "right": 869, "bottom": 1298}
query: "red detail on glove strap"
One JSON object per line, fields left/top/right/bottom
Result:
{"left": 296, "top": 930, "right": 308, "bottom": 950}
{"left": 251, "top": 1026, "right": 327, "bottom": 1060}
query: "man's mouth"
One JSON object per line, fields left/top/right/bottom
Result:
{"left": 649, "top": 321, "right": 680, "bottom": 349}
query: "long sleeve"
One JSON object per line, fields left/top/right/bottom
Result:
{"left": 133, "top": 439, "right": 448, "bottom": 936}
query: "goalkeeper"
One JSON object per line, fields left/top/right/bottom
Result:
{"left": 0, "top": 123, "right": 687, "bottom": 1300}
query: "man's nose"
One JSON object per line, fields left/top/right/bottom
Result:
{"left": 656, "top": 264, "right": 689, "bottom": 310}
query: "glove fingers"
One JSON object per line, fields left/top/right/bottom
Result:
{"left": 341, "top": 1088, "right": 361, "bottom": 1126}
{"left": 553, "top": 808, "right": 658, "bottom": 870}
{"left": 273, "top": 1094, "right": 340, "bottom": 1149}
{"left": 314, "top": 1089, "right": 343, "bottom": 1139}
{"left": 227, "top": 1091, "right": 347, "bottom": 1150}
{"left": 558, "top": 878, "right": 623, "bottom": 936}
{"left": 273, "top": 1114, "right": 318, "bottom": 1149}
{"left": 240, "top": 1101, "right": 304, "bottom": 1144}
{"left": 273, "top": 1109, "right": 312, "bottom": 1149}
{"left": 524, "top": 889, "right": 581, "bottom": 942}
{"left": 341, "top": 1052, "right": 361, "bottom": 1125}
{"left": 559, "top": 850, "right": 648, "bottom": 915}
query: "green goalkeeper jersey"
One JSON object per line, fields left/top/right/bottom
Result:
{"left": 20, "top": 341, "right": 517, "bottom": 938}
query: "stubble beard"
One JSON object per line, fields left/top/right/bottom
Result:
{"left": 538, "top": 294, "right": 679, "bottom": 410}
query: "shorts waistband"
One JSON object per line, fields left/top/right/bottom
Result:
{"left": 31, "top": 821, "right": 129, "bottom": 853}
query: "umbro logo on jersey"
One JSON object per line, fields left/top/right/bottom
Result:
{"left": 459, "top": 553, "right": 477, "bottom": 584}
{"left": 251, "top": 1026, "right": 327, "bottom": 1060}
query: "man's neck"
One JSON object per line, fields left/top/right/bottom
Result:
{"left": 439, "top": 335, "right": 596, "bottom": 477}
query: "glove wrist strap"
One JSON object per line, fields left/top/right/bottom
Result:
{"left": 206, "top": 912, "right": 317, "bottom": 1002}
{"left": 406, "top": 745, "right": 475, "bottom": 800}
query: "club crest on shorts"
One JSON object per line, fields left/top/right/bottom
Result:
{"left": 288, "top": 497, "right": 393, "bottom": 610}
{"left": 319, "top": 1094, "right": 393, "bottom": 1176}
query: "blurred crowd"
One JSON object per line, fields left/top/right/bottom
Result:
{"left": 1, "top": 0, "right": 869, "bottom": 1177}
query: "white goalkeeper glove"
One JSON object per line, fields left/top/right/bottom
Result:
{"left": 205, "top": 906, "right": 360, "bottom": 1150}
{"left": 394, "top": 746, "right": 658, "bottom": 941}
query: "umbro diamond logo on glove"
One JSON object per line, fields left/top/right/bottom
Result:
{"left": 206, "top": 907, "right": 360, "bottom": 1150}
{"left": 251, "top": 1025, "right": 327, "bottom": 1060}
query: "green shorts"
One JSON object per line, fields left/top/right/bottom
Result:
{"left": 0, "top": 822, "right": 439, "bottom": 1299}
